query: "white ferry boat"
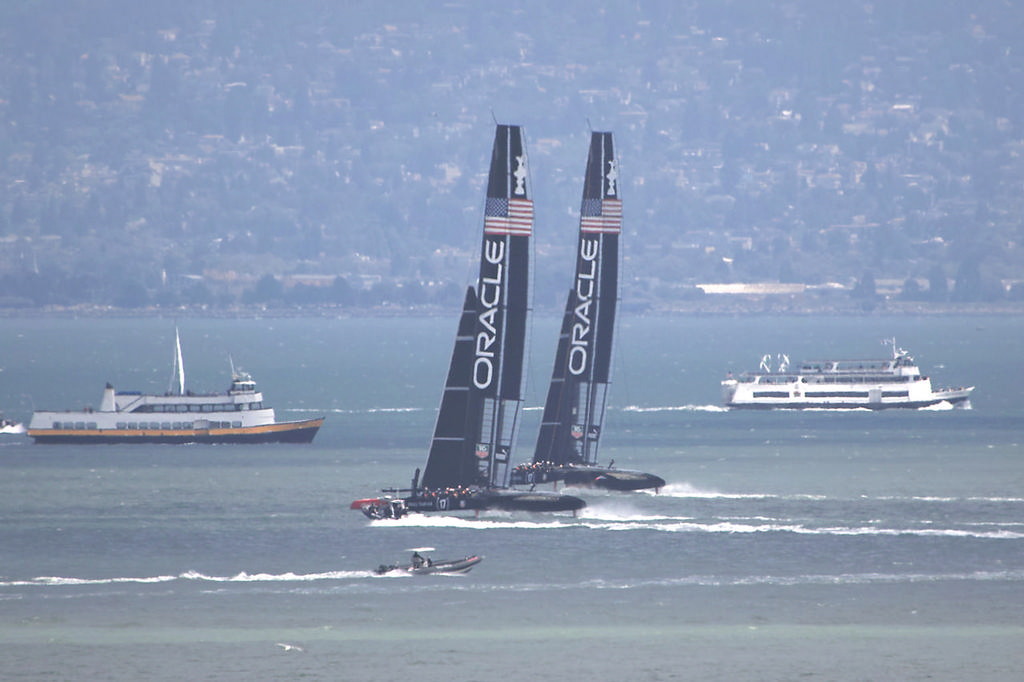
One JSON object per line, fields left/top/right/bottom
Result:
{"left": 27, "top": 330, "right": 323, "bottom": 444}
{"left": 721, "top": 339, "right": 973, "bottom": 410}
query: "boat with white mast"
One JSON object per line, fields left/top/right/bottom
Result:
{"left": 721, "top": 338, "right": 973, "bottom": 410}
{"left": 27, "top": 328, "right": 324, "bottom": 443}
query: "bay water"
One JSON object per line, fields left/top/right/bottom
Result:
{"left": 1, "top": 315, "right": 1022, "bottom": 681}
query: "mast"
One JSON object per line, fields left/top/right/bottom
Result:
{"left": 169, "top": 327, "right": 185, "bottom": 396}
{"left": 534, "top": 131, "right": 620, "bottom": 466}
{"left": 421, "top": 124, "right": 533, "bottom": 490}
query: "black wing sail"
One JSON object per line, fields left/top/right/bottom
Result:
{"left": 352, "top": 125, "right": 586, "bottom": 517}
{"left": 510, "top": 131, "right": 660, "bottom": 491}
{"left": 421, "top": 286, "right": 481, "bottom": 488}
{"left": 534, "top": 132, "right": 620, "bottom": 467}
{"left": 422, "top": 124, "right": 533, "bottom": 489}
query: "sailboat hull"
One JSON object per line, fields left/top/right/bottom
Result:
{"left": 511, "top": 464, "right": 665, "bottom": 491}
{"left": 404, "top": 488, "right": 585, "bottom": 514}
{"left": 352, "top": 487, "right": 585, "bottom": 519}
{"left": 474, "top": 489, "right": 587, "bottom": 512}
{"left": 572, "top": 467, "right": 666, "bottom": 491}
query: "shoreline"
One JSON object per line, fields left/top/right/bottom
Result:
{"left": 2, "top": 299, "right": 1023, "bottom": 319}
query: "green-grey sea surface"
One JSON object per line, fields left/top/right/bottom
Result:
{"left": 2, "top": 315, "right": 1022, "bottom": 681}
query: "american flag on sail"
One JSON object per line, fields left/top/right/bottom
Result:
{"left": 580, "top": 198, "right": 622, "bottom": 234}
{"left": 484, "top": 197, "right": 533, "bottom": 236}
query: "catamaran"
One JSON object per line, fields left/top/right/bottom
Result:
{"left": 351, "top": 124, "right": 585, "bottom": 519}
{"left": 27, "top": 328, "right": 324, "bottom": 444}
{"left": 509, "top": 131, "right": 665, "bottom": 492}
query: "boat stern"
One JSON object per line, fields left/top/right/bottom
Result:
{"left": 721, "top": 377, "right": 739, "bottom": 406}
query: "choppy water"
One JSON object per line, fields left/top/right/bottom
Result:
{"left": 2, "top": 315, "right": 1023, "bottom": 681}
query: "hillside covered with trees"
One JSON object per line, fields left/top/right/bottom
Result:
{"left": 1, "top": 0, "right": 1022, "bottom": 313}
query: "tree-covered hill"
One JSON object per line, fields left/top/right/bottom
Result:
{"left": 2, "top": 0, "right": 1022, "bottom": 311}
